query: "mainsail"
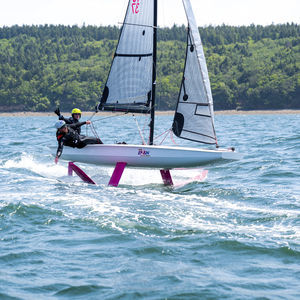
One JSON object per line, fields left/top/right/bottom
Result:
{"left": 172, "top": 0, "right": 217, "bottom": 145}
{"left": 98, "top": 0, "right": 155, "bottom": 114}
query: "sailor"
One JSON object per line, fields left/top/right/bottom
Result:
{"left": 54, "top": 120, "right": 103, "bottom": 164}
{"left": 54, "top": 107, "right": 83, "bottom": 134}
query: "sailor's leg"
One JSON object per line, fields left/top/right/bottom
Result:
{"left": 108, "top": 162, "right": 127, "bottom": 187}
{"left": 80, "top": 136, "right": 103, "bottom": 145}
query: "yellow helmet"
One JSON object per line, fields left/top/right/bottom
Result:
{"left": 71, "top": 108, "right": 81, "bottom": 114}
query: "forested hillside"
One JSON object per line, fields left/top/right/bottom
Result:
{"left": 0, "top": 24, "right": 299, "bottom": 111}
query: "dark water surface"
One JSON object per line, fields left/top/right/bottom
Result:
{"left": 0, "top": 114, "right": 299, "bottom": 299}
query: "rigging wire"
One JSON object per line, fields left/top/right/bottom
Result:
{"left": 89, "top": 112, "right": 127, "bottom": 123}
{"left": 158, "top": 130, "right": 170, "bottom": 145}
{"left": 86, "top": 104, "right": 177, "bottom": 146}
{"left": 85, "top": 111, "right": 97, "bottom": 136}
{"left": 86, "top": 112, "right": 127, "bottom": 138}
{"left": 133, "top": 114, "right": 146, "bottom": 145}
{"left": 169, "top": 130, "right": 177, "bottom": 145}
{"left": 89, "top": 122, "right": 101, "bottom": 141}
{"left": 153, "top": 128, "right": 178, "bottom": 146}
{"left": 153, "top": 128, "right": 170, "bottom": 142}
{"left": 141, "top": 113, "right": 151, "bottom": 142}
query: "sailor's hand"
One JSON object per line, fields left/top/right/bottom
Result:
{"left": 86, "top": 120, "right": 91, "bottom": 125}
{"left": 55, "top": 156, "right": 59, "bottom": 164}
{"left": 54, "top": 107, "right": 61, "bottom": 117}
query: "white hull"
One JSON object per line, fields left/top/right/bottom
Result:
{"left": 52, "top": 144, "right": 242, "bottom": 169}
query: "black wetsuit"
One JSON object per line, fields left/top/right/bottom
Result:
{"left": 56, "top": 122, "right": 103, "bottom": 158}
{"left": 59, "top": 115, "right": 81, "bottom": 134}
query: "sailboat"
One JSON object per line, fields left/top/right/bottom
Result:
{"left": 54, "top": 0, "right": 242, "bottom": 186}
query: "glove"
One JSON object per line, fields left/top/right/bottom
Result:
{"left": 55, "top": 156, "right": 59, "bottom": 164}
{"left": 54, "top": 107, "right": 61, "bottom": 116}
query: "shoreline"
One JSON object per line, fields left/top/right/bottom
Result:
{"left": 0, "top": 109, "right": 299, "bottom": 117}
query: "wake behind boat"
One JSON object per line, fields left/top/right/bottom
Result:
{"left": 52, "top": 0, "right": 242, "bottom": 186}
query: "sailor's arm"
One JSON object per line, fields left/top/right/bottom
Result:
{"left": 59, "top": 115, "right": 73, "bottom": 124}
{"left": 69, "top": 120, "right": 91, "bottom": 129}
{"left": 55, "top": 139, "right": 64, "bottom": 163}
{"left": 55, "top": 107, "right": 72, "bottom": 124}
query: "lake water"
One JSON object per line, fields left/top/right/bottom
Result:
{"left": 0, "top": 113, "right": 299, "bottom": 299}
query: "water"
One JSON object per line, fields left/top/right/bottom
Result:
{"left": 0, "top": 113, "right": 299, "bottom": 299}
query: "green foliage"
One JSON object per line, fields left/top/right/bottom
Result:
{"left": 0, "top": 24, "right": 299, "bottom": 111}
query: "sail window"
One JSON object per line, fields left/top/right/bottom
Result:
{"left": 195, "top": 104, "right": 211, "bottom": 117}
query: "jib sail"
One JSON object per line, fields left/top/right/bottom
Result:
{"left": 172, "top": 0, "right": 217, "bottom": 145}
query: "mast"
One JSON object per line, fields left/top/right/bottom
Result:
{"left": 149, "top": 0, "right": 157, "bottom": 145}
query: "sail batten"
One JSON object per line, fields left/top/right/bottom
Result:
{"left": 177, "top": 102, "right": 209, "bottom": 106}
{"left": 172, "top": 0, "right": 217, "bottom": 146}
